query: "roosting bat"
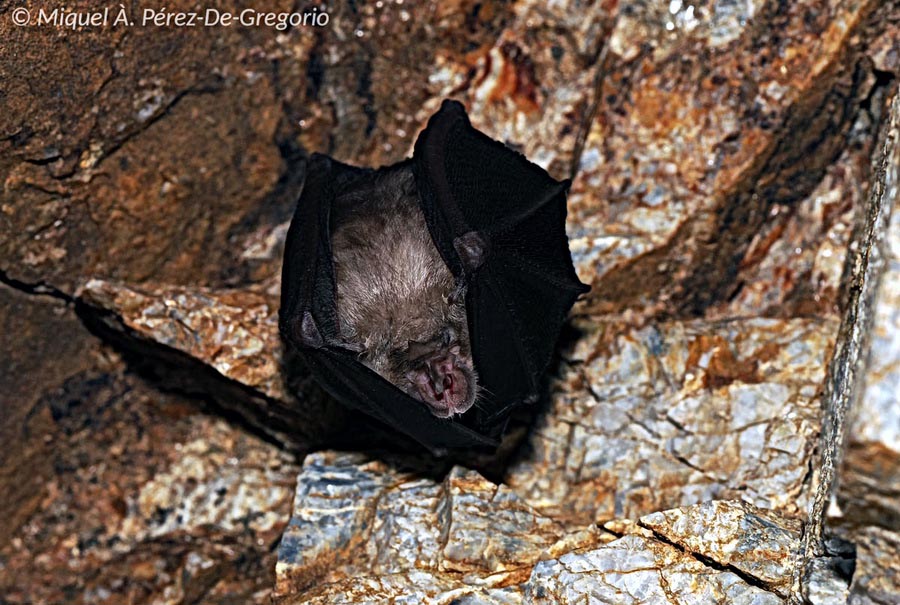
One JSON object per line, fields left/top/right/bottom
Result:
{"left": 328, "top": 165, "right": 477, "bottom": 418}
{"left": 280, "top": 100, "right": 588, "bottom": 451}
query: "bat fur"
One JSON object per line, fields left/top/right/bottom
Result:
{"left": 330, "top": 165, "right": 478, "bottom": 418}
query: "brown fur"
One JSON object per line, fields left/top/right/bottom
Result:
{"left": 330, "top": 166, "right": 475, "bottom": 404}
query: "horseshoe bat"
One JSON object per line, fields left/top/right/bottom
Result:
{"left": 280, "top": 100, "right": 588, "bottom": 451}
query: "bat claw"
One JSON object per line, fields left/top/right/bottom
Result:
{"left": 453, "top": 231, "right": 487, "bottom": 273}
{"left": 297, "top": 311, "right": 325, "bottom": 349}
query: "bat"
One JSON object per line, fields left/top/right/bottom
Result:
{"left": 280, "top": 100, "right": 588, "bottom": 451}
{"left": 328, "top": 165, "right": 477, "bottom": 418}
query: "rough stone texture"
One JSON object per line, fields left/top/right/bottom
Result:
{"left": 837, "top": 95, "right": 900, "bottom": 530}
{"left": 81, "top": 280, "right": 286, "bottom": 399}
{"left": 418, "top": 0, "right": 614, "bottom": 181}
{"left": 274, "top": 453, "right": 812, "bottom": 604}
{"left": 526, "top": 534, "right": 785, "bottom": 605}
{"left": 825, "top": 90, "right": 900, "bottom": 605}
{"left": 289, "top": 0, "right": 613, "bottom": 182}
{"left": 506, "top": 317, "right": 835, "bottom": 526}
{"left": 797, "top": 93, "right": 900, "bottom": 599}
{"left": 706, "top": 107, "right": 875, "bottom": 320}
{"left": 0, "top": 368, "right": 299, "bottom": 605}
{"left": 847, "top": 526, "right": 900, "bottom": 604}
{"left": 116, "top": 420, "right": 296, "bottom": 547}
{"left": 290, "top": 1, "right": 509, "bottom": 169}
{"left": 804, "top": 548, "right": 854, "bottom": 605}
{"left": 0, "top": 0, "right": 314, "bottom": 294}
{"left": 0, "top": 284, "right": 102, "bottom": 546}
{"left": 568, "top": 0, "right": 881, "bottom": 317}
{"left": 273, "top": 451, "right": 567, "bottom": 602}
{"left": 640, "top": 500, "right": 801, "bottom": 597}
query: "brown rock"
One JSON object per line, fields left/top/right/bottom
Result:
{"left": 568, "top": 0, "right": 884, "bottom": 317}
{"left": 848, "top": 526, "right": 900, "bottom": 604}
{"left": 0, "top": 0, "right": 308, "bottom": 292}
{"left": 0, "top": 370, "right": 298, "bottom": 605}
{"left": 0, "top": 284, "right": 101, "bottom": 545}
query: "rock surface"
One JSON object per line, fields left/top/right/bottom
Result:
{"left": 567, "top": 0, "right": 883, "bottom": 317}
{"left": 848, "top": 526, "right": 900, "bottom": 604}
{"left": 273, "top": 452, "right": 805, "bottom": 604}
{"left": 0, "top": 284, "right": 101, "bottom": 547}
{"left": 640, "top": 500, "right": 802, "bottom": 597}
{"left": 790, "top": 89, "right": 900, "bottom": 605}
{"left": 506, "top": 317, "right": 836, "bottom": 526}
{"left": 838, "top": 114, "right": 900, "bottom": 531}
{"left": 2, "top": 0, "right": 899, "bottom": 603}
{"left": 0, "top": 0, "right": 308, "bottom": 292}
{"left": 829, "top": 91, "right": 900, "bottom": 605}
{"left": 80, "top": 280, "right": 286, "bottom": 400}
{"left": 0, "top": 356, "right": 298, "bottom": 604}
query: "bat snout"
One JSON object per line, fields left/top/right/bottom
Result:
{"left": 406, "top": 353, "right": 475, "bottom": 418}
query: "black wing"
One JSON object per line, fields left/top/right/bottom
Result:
{"left": 413, "top": 100, "right": 589, "bottom": 426}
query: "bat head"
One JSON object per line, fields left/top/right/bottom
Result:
{"left": 395, "top": 326, "right": 477, "bottom": 418}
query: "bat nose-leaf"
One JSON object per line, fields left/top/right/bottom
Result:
{"left": 427, "top": 363, "right": 445, "bottom": 394}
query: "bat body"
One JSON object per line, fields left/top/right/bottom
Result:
{"left": 329, "top": 166, "right": 477, "bottom": 418}
{"left": 280, "top": 100, "right": 588, "bottom": 450}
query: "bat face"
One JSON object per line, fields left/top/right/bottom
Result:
{"left": 329, "top": 166, "right": 478, "bottom": 418}
{"left": 398, "top": 328, "right": 477, "bottom": 418}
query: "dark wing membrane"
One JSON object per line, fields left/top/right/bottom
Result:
{"left": 414, "top": 100, "right": 589, "bottom": 418}
{"left": 478, "top": 196, "right": 588, "bottom": 395}
{"left": 279, "top": 154, "right": 372, "bottom": 346}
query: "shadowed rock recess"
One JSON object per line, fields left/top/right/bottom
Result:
{"left": 2, "top": 1, "right": 899, "bottom": 603}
